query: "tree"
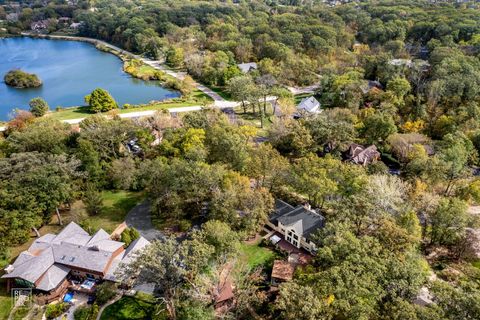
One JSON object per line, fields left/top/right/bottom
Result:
{"left": 6, "top": 118, "right": 70, "bottom": 155}
{"left": 119, "top": 237, "right": 215, "bottom": 319}
{"left": 83, "top": 186, "right": 102, "bottom": 215}
{"left": 84, "top": 88, "right": 118, "bottom": 113}
{"left": 276, "top": 282, "right": 332, "bottom": 320}
{"left": 180, "top": 75, "right": 195, "bottom": 97}
{"left": 166, "top": 46, "right": 185, "bottom": 68}
{"left": 429, "top": 197, "right": 469, "bottom": 246}
{"left": 108, "top": 157, "right": 137, "bottom": 190}
{"left": 290, "top": 154, "right": 338, "bottom": 208}
{"left": 360, "top": 111, "right": 397, "bottom": 144}
{"left": 192, "top": 220, "right": 239, "bottom": 260}
{"left": 226, "top": 75, "right": 254, "bottom": 113}
{"left": 245, "top": 144, "right": 289, "bottom": 191}
{"left": 28, "top": 97, "right": 49, "bottom": 117}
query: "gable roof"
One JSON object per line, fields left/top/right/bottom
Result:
{"left": 237, "top": 62, "right": 257, "bottom": 73}
{"left": 2, "top": 222, "right": 128, "bottom": 287}
{"left": 104, "top": 236, "right": 151, "bottom": 282}
{"left": 271, "top": 260, "right": 295, "bottom": 281}
{"left": 3, "top": 247, "right": 55, "bottom": 284}
{"left": 345, "top": 144, "right": 380, "bottom": 165}
{"left": 297, "top": 96, "right": 321, "bottom": 113}
{"left": 269, "top": 200, "right": 325, "bottom": 239}
{"left": 36, "top": 264, "right": 70, "bottom": 292}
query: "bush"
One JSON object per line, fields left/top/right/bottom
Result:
{"left": 178, "top": 219, "right": 192, "bottom": 232}
{"left": 74, "top": 304, "right": 99, "bottom": 320}
{"left": 45, "top": 302, "right": 69, "bottom": 319}
{"left": 96, "top": 282, "right": 117, "bottom": 305}
{"left": 84, "top": 88, "right": 118, "bottom": 113}
{"left": 29, "top": 97, "right": 49, "bottom": 117}
{"left": 121, "top": 227, "right": 140, "bottom": 246}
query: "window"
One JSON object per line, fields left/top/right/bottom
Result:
{"left": 287, "top": 236, "right": 292, "bottom": 243}
{"left": 292, "top": 240, "right": 298, "bottom": 247}
{"left": 293, "top": 234, "right": 298, "bottom": 240}
{"left": 288, "top": 230, "right": 293, "bottom": 236}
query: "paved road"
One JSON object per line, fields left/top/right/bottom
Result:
{"left": 125, "top": 200, "right": 163, "bottom": 241}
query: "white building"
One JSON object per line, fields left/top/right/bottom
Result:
{"left": 296, "top": 96, "right": 321, "bottom": 116}
{"left": 237, "top": 62, "right": 258, "bottom": 73}
{"left": 267, "top": 200, "right": 325, "bottom": 253}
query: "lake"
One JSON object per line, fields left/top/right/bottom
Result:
{"left": 0, "top": 37, "right": 180, "bottom": 121}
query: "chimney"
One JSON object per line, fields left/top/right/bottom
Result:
{"left": 4, "top": 265, "right": 14, "bottom": 274}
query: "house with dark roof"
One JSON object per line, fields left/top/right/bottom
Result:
{"left": 344, "top": 143, "right": 380, "bottom": 165}
{"left": 2, "top": 222, "right": 150, "bottom": 300}
{"left": 267, "top": 200, "right": 325, "bottom": 253}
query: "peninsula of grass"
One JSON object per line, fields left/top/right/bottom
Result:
{"left": 4, "top": 69, "right": 42, "bottom": 88}
{"left": 47, "top": 91, "right": 212, "bottom": 121}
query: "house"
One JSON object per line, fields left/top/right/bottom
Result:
{"left": 295, "top": 96, "right": 321, "bottom": 116}
{"left": 237, "top": 62, "right": 257, "bottom": 73}
{"left": 344, "top": 143, "right": 380, "bottom": 165}
{"left": 271, "top": 260, "right": 295, "bottom": 286}
{"left": 2, "top": 222, "right": 149, "bottom": 301}
{"left": 266, "top": 200, "right": 325, "bottom": 253}
{"left": 360, "top": 80, "right": 383, "bottom": 95}
{"left": 30, "top": 20, "right": 49, "bottom": 31}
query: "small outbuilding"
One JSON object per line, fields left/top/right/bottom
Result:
{"left": 237, "top": 62, "right": 258, "bottom": 73}
{"left": 271, "top": 260, "right": 295, "bottom": 286}
{"left": 295, "top": 96, "right": 321, "bottom": 117}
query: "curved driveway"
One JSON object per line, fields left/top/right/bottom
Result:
{"left": 125, "top": 200, "right": 164, "bottom": 241}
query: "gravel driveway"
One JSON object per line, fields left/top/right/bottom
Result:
{"left": 125, "top": 200, "right": 164, "bottom": 241}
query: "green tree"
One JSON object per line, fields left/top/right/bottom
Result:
{"left": 83, "top": 186, "right": 102, "bottom": 216}
{"left": 84, "top": 88, "right": 118, "bottom": 113}
{"left": 28, "top": 97, "right": 49, "bottom": 117}
{"left": 361, "top": 111, "right": 397, "bottom": 144}
{"left": 226, "top": 75, "right": 254, "bottom": 113}
{"left": 429, "top": 197, "right": 469, "bottom": 246}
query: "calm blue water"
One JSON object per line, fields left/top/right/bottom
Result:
{"left": 0, "top": 37, "right": 180, "bottom": 120}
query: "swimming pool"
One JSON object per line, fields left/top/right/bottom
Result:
{"left": 63, "top": 292, "right": 74, "bottom": 303}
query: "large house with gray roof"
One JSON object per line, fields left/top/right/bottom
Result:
{"left": 2, "top": 222, "right": 149, "bottom": 300}
{"left": 267, "top": 200, "right": 325, "bottom": 252}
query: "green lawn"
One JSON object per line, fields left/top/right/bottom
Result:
{"left": 238, "top": 240, "right": 278, "bottom": 271}
{"left": 47, "top": 90, "right": 212, "bottom": 122}
{"left": 294, "top": 93, "right": 313, "bottom": 104}
{"left": 100, "top": 293, "right": 157, "bottom": 320}
{"left": 0, "top": 281, "right": 12, "bottom": 320}
{"left": 209, "top": 85, "right": 232, "bottom": 100}
{"left": 82, "top": 190, "right": 144, "bottom": 233}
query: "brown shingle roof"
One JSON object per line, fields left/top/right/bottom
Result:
{"left": 271, "top": 260, "right": 295, "bottom": 281}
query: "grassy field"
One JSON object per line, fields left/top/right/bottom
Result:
{"left": 46, "top": 90, "right": 211, "bottom": 122}
{"left": 76, "top": 190, "right": 144, "bottom": 234}
{"left": 100, "top": 293, "right": 156, "bottom": 320}
{"left": 0, "top": 281, "right": 11, "bottom": 320}
{"left": 237, "top": 239, "right": 278, "bottom": 271}
{"left": 209, "top": 85, "right": 232, "bottom": 100}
